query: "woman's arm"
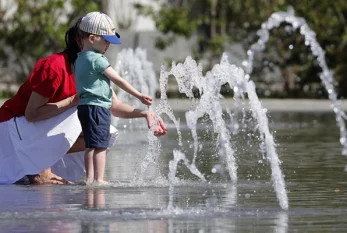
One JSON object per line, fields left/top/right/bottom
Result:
{"left": 25, "top": 92, "right": 79, "bottom": 122}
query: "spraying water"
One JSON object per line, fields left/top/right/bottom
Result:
{"left": 113, "top": 48, "right": 288, "bottom": 209}
{"left": 243, "top": 7, "right": 347, "bottom": 156}
{"left": 152, "top": 54, "right": 288, "bottom": 210}
{"left": 112, "top": 48, "right": 158, "bottom": 127}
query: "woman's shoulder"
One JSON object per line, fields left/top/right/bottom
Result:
{"left": 36, "top": 52, "right": 69, "bottom": 72}
{"left": 40, "top": 52, "right": 66, "bottom": 65}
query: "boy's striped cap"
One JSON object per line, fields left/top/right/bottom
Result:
{"left": 79, "top": 12, "right": 121, "bottom": 44}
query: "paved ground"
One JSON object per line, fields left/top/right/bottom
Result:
{"left": 162, "top": 98, "right": 347, "bottom": 112}
{"left": 2, "top": 98, "right": 347, "bottom": 112}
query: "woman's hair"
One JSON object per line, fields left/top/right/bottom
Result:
{"left": 63, "top": 18, "right": 82, "bottom": 65}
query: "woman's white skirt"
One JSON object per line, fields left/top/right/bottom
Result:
{"left": 0, "top": 107, "right": 117, "bottom": 184}
{"left": 51, "top": 125, "right": 118, "bottom": 182}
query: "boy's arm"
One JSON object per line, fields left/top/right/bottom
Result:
{"left": 103, "top": 66, "right": 152, "bottom": 105}
{"left": 110, "top": 90, "right": 167, "bottom": 136}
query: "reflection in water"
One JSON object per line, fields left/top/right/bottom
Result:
{"left": 75, "top": 183, "right": 288, "bottom": 232}
{"left": 81, "top": 188, "right": 108, "bottom": 233}
{"left": 81, "top": 187, "right": 169, "bottom": 233}
{"left": 85, "top": 188, "right": 106, "bottom": 209}
{"left": 224, "top": 185, "right": 238, "bottom": 207}
{"left": 274, "top": 211, "right": 288, "bottom": 233}
{"left": 1, "top": 112, "right": 347, "bottom": 232}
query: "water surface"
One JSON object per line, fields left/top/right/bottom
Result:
{"left": 1, "top": 111, "right": 347, "bottom": 232}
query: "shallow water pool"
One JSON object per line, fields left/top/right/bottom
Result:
{"left": 1, "top": 111, "right": 347, "bottom": 233}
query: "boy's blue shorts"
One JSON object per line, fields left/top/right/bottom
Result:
{"left": 77, "top": 105, "right": 110, "bottom": 149}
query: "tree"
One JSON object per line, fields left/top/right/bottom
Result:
{"left": 0, "top": 0, "right": 101, "bottom": 83}
{"left": 134, "top": 0, "right": 347, "bottom": 98}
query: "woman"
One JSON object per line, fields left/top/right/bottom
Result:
{"left": 0, "top": 17, "right": 167, "bottom": 185}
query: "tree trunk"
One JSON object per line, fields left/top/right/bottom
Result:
{"left": 210, "top": 0, "right": 218, "bottom": 39}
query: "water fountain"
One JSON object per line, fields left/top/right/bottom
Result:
{"left": 114, "top": 48, "right": 289, "bottom": 210}
{"left": 243, "top": 7, "right": 347, "bottom": 157}
{"left": 112, "top": 48, "right": 158, "bottom": 127}
{"left": 102, "top": 4, "right": 345, "bottom": 215}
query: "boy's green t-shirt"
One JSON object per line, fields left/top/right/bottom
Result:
{"left": 74, "top": 50, "right": 112, "bottom": 108}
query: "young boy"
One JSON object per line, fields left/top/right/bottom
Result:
{"left": 74, "top": 12, "right": 152, "bottom": 185}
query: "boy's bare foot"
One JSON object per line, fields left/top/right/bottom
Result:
{"left": 27, "top": 168, "right": 73, "bottom": 185}
{"left": 83, "top": 179, "right": 94, "bottom": 185}
{"left": 93, "top": 180, "right": 109, "bottom": 186}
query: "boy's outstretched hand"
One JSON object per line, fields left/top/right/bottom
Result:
{"left": 146, "top": 111, "right": 168, "bottom": 136}
{"left": 140, "top": 94, "right": 153, "bottom": 105}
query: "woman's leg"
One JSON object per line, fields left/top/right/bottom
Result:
{"left": 27, "top": 168, "right": 72, "bottom": 184}
{"left": 68, "top": 133, "right": 85, "bottom": 153}
{"left": 27, "top": 133, "right": 85, "bottom": 185}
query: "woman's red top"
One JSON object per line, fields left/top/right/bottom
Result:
{"left": 0, "top": 52, "right": 77, "bottom": 122}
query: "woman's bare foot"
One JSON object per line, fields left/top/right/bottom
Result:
{"left": 27, "top": 168, "right": 73, "bottom": 185}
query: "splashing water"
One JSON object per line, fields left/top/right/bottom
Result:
{"left": 111, "top": 48, "right": 165, "bottom": 183}
{"left": 112, "top": 47, "right": 288, "bottom": 209}
{"left": 112, "top": 48, "right": 158, "bottom": 127}
{"left": 151, "top": 54, "right": 288, "bottom": 210}
{"left": 243, "top": 7, "right": 347, "bottom": 156}
{"left": 115, "top": 48, "right": 158, "bottom": 99}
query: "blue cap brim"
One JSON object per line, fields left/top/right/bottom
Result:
{"left": 102, "top": 35, "right": 122, "bottom": 44}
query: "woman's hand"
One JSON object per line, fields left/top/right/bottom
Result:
{"left": 70, "top": 94, "right": 80, "bottom": 107}
{"left": 145, "top": 111, "right": 168, "bottom": 136}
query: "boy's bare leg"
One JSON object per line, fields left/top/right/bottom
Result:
{"left": 93, "top": 148, "right": 108, "bottom": 184}
{"left": 85, "top": 148, "right": 94, "bottom": 184}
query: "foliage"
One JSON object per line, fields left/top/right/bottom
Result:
{"left": 135, "top": 0, "right": 347, "bottom": 98}
{"left": 0, "top": 0, "right": 101, "bottom": 82}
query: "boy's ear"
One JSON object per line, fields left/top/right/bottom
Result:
{"left": 88, "top": 34, "right": 96, "bottom": 44}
